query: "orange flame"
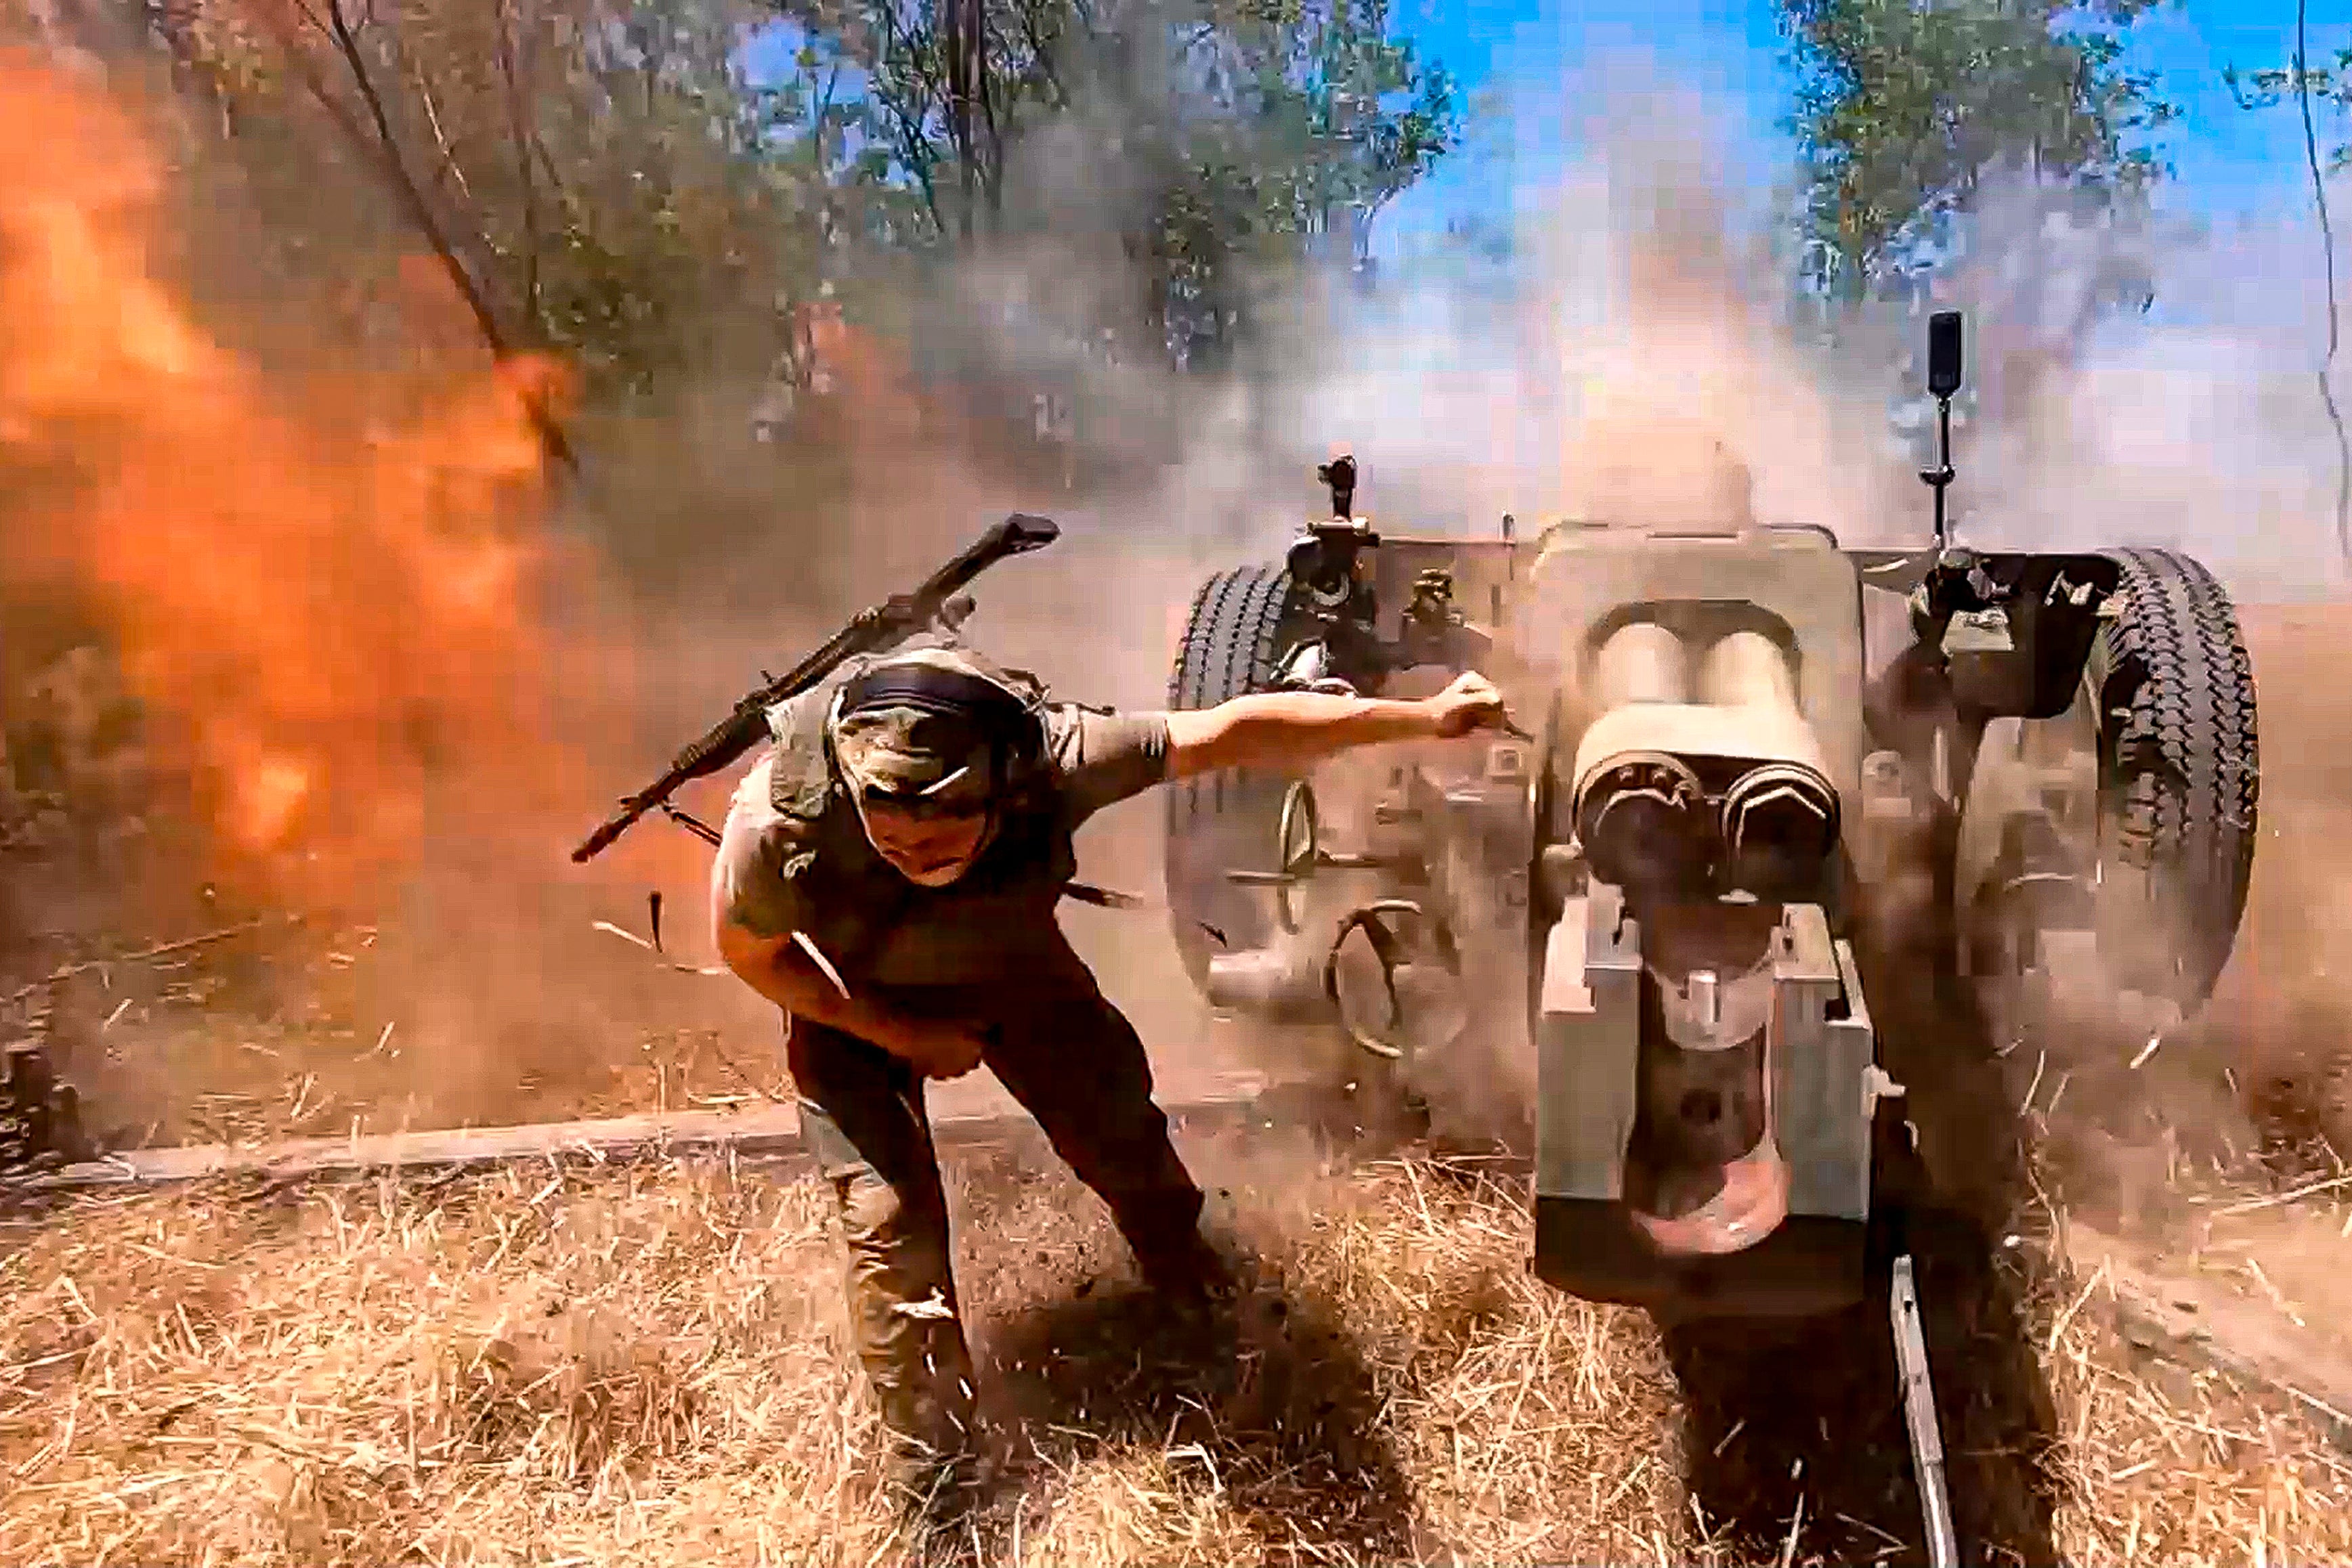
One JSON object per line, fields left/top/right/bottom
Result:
{"left": 0, "top": 53, "right": 625, "bottom": 909}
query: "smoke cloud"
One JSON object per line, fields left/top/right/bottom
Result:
{"left": 5, "top": 23, "right": 2347, "bottom": 1154}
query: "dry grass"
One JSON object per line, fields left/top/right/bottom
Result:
{"left": 4, "top": 1135, "right": 2347, "bottom": 1568}
{"left": 3, "top": 909, "right": 783, "bottom": 1159}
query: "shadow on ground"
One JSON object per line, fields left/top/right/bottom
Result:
{"left": 975, "top": 1273, "right": 1424, "bottom": 1563}
{"left": 1663, "top": 1204, "right": 2058, "bottom": 1567}
{"left": 1662, "top": 872, "right": 2064, "bottom": 1568}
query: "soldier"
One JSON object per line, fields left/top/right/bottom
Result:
{"left": 711, "top": 636, "right": 1508, "bottom": 1521}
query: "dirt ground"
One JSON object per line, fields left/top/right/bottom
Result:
{"left": 2, "top": 603, "right": 2351, "bottom": 1566}
{"left": 1, "top": 1134, "right": 2345, "bottom": 1567}
{"left": 2023, "top": 604, "right": 2352, "bottom": 1364}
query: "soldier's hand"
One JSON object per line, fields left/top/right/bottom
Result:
{"left": 899, "top": 1019, "right": 989, "bottom": 1081}
{"left": 1423, "top": 671, "right": 1511, "bottom": 739}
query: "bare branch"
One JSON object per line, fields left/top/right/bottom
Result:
{"left": 532, "top": 130, "right": 574, "bottom": 213}
{"left": 321, "top": 1, "right": 498, "bottom": 339}
{"left": 496, "top": 0, "right": 542, "bottom": 326}
{"left": 1017, "top": 0, "right": 1067, "bottom": 110}
{"left": 975, "top": 0, "right": 1002, "bottom": 214}
{"left": 406, "top": 60, "right": 479, "bottom": 209}
{"left": 284, "top": 0, "right": 576, "bottom": 470}
{"left": 873, "top": 1, "right": 947, "bottom": 240}
{"left": 941, "top": 0, "right": 976, "bottom": 232}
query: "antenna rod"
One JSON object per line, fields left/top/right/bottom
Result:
{"left": 1925, "top": 395, "right": 1954, "bottom": 554}
{"left": 1920, "top": 309, "right": 1962, "bottom": 554}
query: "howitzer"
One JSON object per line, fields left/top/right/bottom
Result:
{"left": 572, "top": 513, "right": 1061, "bottom": 863}
{"left": 1165, "top": 311, "right": 2261, "bottom": 1568}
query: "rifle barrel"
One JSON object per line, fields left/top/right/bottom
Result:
{"left": 570, "top": 513, "right": 1059, "bottom": 864}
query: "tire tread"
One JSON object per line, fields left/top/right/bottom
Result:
{"left": 2097, "top": 547, "right": 2259, "bottom": 1005}
{"left": 1163, "top": 565, "right": 1298, "bottom": 982}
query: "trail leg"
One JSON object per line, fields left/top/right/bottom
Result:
{"left": 1891, "top": 1253, "right": 1961, "bottom": 1568}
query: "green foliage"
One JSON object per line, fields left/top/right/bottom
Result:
{"left": 179, "top": 0, "right": 831, "bottom": 404}
{"left": 1780, "top": 0, "right": 2173, "bottom": 301}
{"left": 2224, "top": 46, "right": 2352, "bottom": 169}
{"left": 372, "top": 0, "right": 828, "bottom": 399}
{"left": 771, "top": 0, "right": 1459, "bottom": 364}
{"left": 169, "top": 0, "right": 1455, "bottom": 412}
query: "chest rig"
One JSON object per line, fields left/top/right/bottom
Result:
{"left": 763, "top": 640, "right": 1079, "bottom": 979}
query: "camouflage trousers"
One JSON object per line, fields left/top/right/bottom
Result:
{"left": 786, "top": 961, "right": 1209, "bottom": 1508}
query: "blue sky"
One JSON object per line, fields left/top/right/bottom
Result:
{"left": 1375, "top": 0, "right": 2347, "bottom": 253}
{"left": 744, "top": 3, "right": 2342, "bottom": 245}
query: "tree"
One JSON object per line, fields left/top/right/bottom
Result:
{"left": 2223, "top": 36, "right": 2352, "bottom": 166}
{"left": 773, "top": 0, "right": 1459, "bottom": 369}
{"left": 108, "top": 0, "right": 1458, "bottom": 484}
{"left": 1138, "top": 0, "right": 1459, "bottom": 366}
{"left": 1780, "top": 0, "right": 2172, "bottom": 303}
{"left": 173, "top": 0, "right": 836, "bottom": 412}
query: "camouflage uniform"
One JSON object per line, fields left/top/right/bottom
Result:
{"left": 712, "top": 641, "right": 1219, "bottom": 1509}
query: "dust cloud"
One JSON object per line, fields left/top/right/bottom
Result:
{"left": 0, "top": 37, "right": 1268, "bottom": 1136}
{"left": 3, "top": 22, "right": 2346, "bottom": 1200}
{"left": 1155, "top": 58, "right": 2352, "bottom": 1214}
{"left": 1933, "top": 183, "right": 2352, "bottom": 1249}
{"left": 1906, "top": 177, "right": 2352, "bottom": 1232}
{"left": 5, "top": 35, "right": 2345, "bottom": 1567}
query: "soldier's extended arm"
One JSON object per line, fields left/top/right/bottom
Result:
{"left": 1163, "top": 670, "right": 1508, "bottom": 781}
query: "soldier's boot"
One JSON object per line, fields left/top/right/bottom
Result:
{"left": 872, "top": 1350, "right": 981, "bottom": 1539}
{"left": 1126, "top": 1187, "right": 1258, "bottom": 1311}
{"left": 836, "top": 1169, "right": 984, "bottom": 1529}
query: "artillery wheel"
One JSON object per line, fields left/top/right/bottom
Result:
{"left": 2091, "top": 548, "right": 2260, "bottom": 1007}
{"left": 1964, "top": 547, "right": 2258, "bottom": 1031}
{"left": 1165, "top": 564, "right": 1302, "bottom": 990}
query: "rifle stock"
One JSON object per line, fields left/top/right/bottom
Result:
{"left": 572, "top": 513, "right": 1061, "bottom": 863}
